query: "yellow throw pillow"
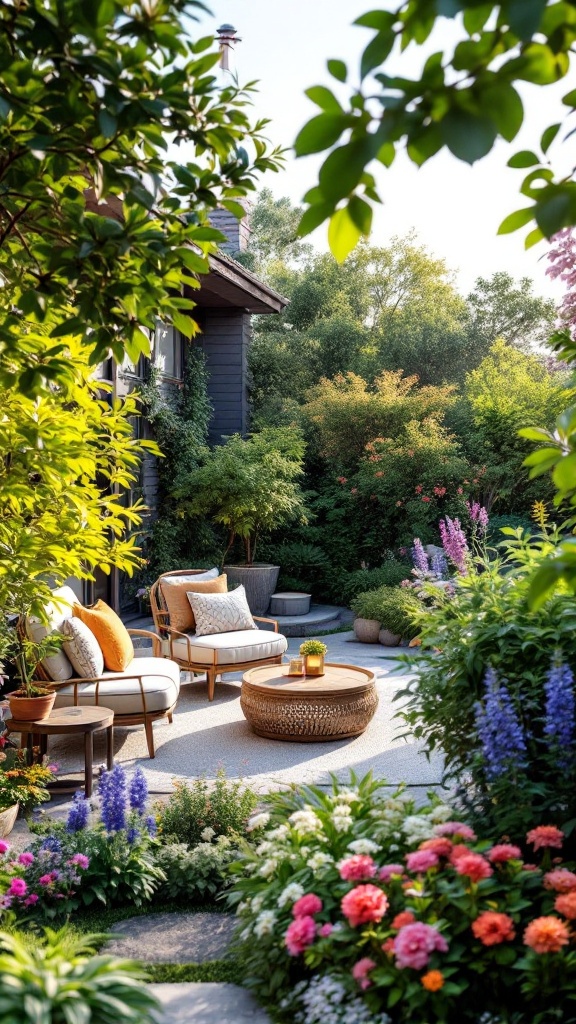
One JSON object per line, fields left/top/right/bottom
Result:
{"left": 160, "top": 574, "right": 228, "bottom": 633}
{"left": 73, "top": 600, "right": 133, "bottom": 672}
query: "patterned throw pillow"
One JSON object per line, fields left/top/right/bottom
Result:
{"left": 62, "top": 618, "right": 105, "bottom": 678}
{"left": 160, "top": 573, "right": 227, "bottom": 633}
{"left": 186, "top": 585, "right": 256, "bottom": 637}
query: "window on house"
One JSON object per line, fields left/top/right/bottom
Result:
{"left": 153, "top": 321, "right": 182, "bottom": 379}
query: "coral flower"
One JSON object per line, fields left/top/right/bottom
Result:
{"left": 555, "top": 892, "right": 576, "bottom": 920}
{"left": 544, "top": 868, "right": 576, "bottom": 893}
{"left": 472, "top": 911, "right": 516, "bottom": 946}
{"left": 419, "top": 837, "right": 453, "bottom": 858}
{"left": 352, "top": 957, "right": 376, "bottom": 990}
{"left": 285, "top": 915, "right": 317, "bottom": 956}
{"left": 394, "top": 922, "right": 448, "bottom": 970}
{"left": 524, "top": 916, "right": 570, "bottom": 954}
{"left": 449, "top": 844, "right": 472, "bottom": 862}
{"left": 421, "top": 969, "right": 445, "bottom": 992}
{"left": 292, "top": 893, "right": 323, "bottom": 918}
{"left": 406, "top": 849, "right": 439, "bottom": 873}
{"left": 378, "top": 864, "right": 405, "bottom": 882}
{"left": 392, "top": 911, "right": 416, "bottom": 930}
{"left": 487, "top": 844, "right": 522, "bottom": 864}
{"left": 454, "top": 853, "right": 493, "bottom": 883}
{"left": 341, "top": 884, "right": 389, "bottom": 927}
{"left": 338, "top": 855, "right": 377, "bottom": 882}
{"left": 382, "top": 937, "right": 395, "bottom": 954}
{"left": 526, "top": 825, "right": 564, "bottom": 851}
{"left": 435, "top": 822, "right": 477, "bottom": 841}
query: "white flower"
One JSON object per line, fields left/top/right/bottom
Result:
{"left": 308, "top": 852, "right": 333, "bottom": 872}
{"left": 278, "top": 882, "right": 304, "bottom": 907}
{"left": 252, "top": 894, "right": 265, "bottom": 913}
{"left": 300, "top": 846, "right": 311, "bottom": 858}
{"left": 289, "top": 809, "right": 322, "bottom": 834}
{"left": 256, "top": 841, "right": 274, "bottom": 856}
{"left": 332, "top": 804, "right": 352, "bottom": 818}
{"left": 259, "top": 858, "right": 278, "bottom": 878}
{"left": 200, "top": 826, "right": 216, "bottom": 842}
{"left": 267, "top": 824, "right": 290, "bottom": 841}
{"left": 332, "top": 815, "right": 352, "bottom": 833}
{"left": 239, "top": 927, "right": 252, "bottom": 941}
{"left": 389, "top": 844, "right": 399, "bottom": 852}
{"left": 247, "top": 812, "right": 270, "bottom": 832}
{"left": 429, "top": 803, "right": 454, "bottom": 823}
{"left": 332, "top": 788, "right": 358, "bottom": 804}
{"left": 347, "top": 838, "right": 379, "bottom": 855}
{"left": 254, "top": 910, "right": 277, "bottom": 937}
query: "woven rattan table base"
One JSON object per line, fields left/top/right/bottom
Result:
{"left": 241, "top": 663, "right": 378, "bottom": 742}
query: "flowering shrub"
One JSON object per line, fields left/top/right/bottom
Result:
{"left": 157, "top": 769, "right": 257, "bottom": 847}
{"left": 155, "top": 832, "right": 242, "bottom": 901}
{"left": 0, "top": 838, "right": 90, "bottom": 919}
{"left": 229, "top": 776, "right": 576, "bottom": 1023}
{"left": 0, "top": 749, "right": 56, "bottom": 816}
{"left": 30, "top": 765, "right": 164, "bottom": 909}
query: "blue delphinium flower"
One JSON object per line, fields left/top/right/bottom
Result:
{"left": 66, "top": 791, "right": 90, "bottom": 833}
{"left": 412, "top": 538, "right": 429, "bottom": 574}
{"left": 474, "top": 667, "right": 527, "bottom": 780}
{"left": 431, "top": 551, "right": 448, "bottom": 579}
{"left": 126, "top": 827, "right": 140, "bottom": 845}
{"left": 99, "top": 764, "right": 127, "bottom": 833}
{"left": 145, "top": 815, "right": 157, "bottom": 837}
{"left": 128, "top": 767, "right": 148, "bottom": 815}
{"left": 40, "top": 835, "right": 62, "bottom": 854}
{"left": 544, "top": 657, "right": 575, "bottom": 768}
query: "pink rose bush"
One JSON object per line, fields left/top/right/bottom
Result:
{"left": 229, "top": 773, "right": 576, "bottom": 1023}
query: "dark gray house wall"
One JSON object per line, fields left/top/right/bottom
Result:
{"left": 200, "top": 309, "right": 251, "bottom": 443}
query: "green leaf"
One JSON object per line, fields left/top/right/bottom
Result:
{"left": 553, "top": 453, "right": 576, "bottom": 492}
{"left": 172, "top": 312, "right": 197, "bottom": 337}
{"left": 507, "top": 0, "right": 548, "bottom": 39}
{"left": 294, "top": 113, "right": 350, "bottom": 157}
{"left": 441, "top": 111, "right": 497, "bottom": 164}
{"left": 534, "top": 189, "right": 576, "bottom": 237}
{"left": 462, "top": 4, "right": 493, "bottom": 33}
{"left": 318, "top": 139, "right": 377, "bottom": 203}
{"left": 355, "top": 10, "right": 395, "bottom": 30}
{"left": 483, "top": 83, "right": 523, "bottom": 142}
{"left": 297, "top": 201, "right": 334, "bottom": 238}
{"left": 361, "top": 30, "right": 395, "bottom": 80}
{"left": 305, "top": 86, "right": 343, "bottom": 114}
{"left": 497, "top": 206, "right": 535, "bottom": 235}
{"left": 524, "top": 224, "right": 545, "bottom": 248}
{"left": 327, "top": 59, "right": 347, "bottom": 83}
{"left": 327, "top": 205, "right": 362, "bottom": 262}
{"left": 541, "top": 122, "right": 560, "bottom": 153}
{"left": 518, "top": 427, "right": 554, "bottom": 442}
{"left": 376, "top": 142, "right": 395, "bottom": 167}
{"left": 98, "top": 108, "right": 117, "bottom": 139}
{"left": 348, "top": 195, "right": 373, "bottom": 234}
{"left": 507, "top": 150, "right": 540, "bottom": 168}
{"left": 189, "top": 226, "right": 224, "bottom": 242}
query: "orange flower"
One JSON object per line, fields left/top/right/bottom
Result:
{"left": 523, "top": 916, "right": 570, "bottom": 954}
{"left": 555, "top": 892, "right": 576, "bottom": 920}
{"left": 392, "top": 911, "right": 416, "bottom": 930}
{"left": 472, "top": 911, "right": 516, "bottom": 946}
{"left": 526, "top": 825, "right": 564, "bottom": 851}
{"left": 421, "top": 970, "right": 444, "bottom": 991}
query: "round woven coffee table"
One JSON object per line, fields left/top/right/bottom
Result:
{"left": 241, "top": 663, "right": 378, "bottom": 742}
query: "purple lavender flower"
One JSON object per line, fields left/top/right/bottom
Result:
{"left": 128, "top": 767, "right": 148, "bottom": 815}
{"left": 439, "top": 516, "right": 469, "bottom": 574}
{"left": 544, "top": 658, "right": 575, "bottom": 768}
{"left": 145, "top": 815, "right": 157, "bottom": 837}
{"left": 474, "top": 667, "right": 527, "bottom": 780}
{"left": 66, "top": 791, "right": 90, "bottom": 833}
{"left": 99, "top": 765, "right": 127, "bottom": 833}
{"left": 431, "top": 550, "right": 448, "bottom": 579}
{"left": 40, "top": 836, "right": 62, "bottom": 854}
{"left": 412, "top": 538, "right": 429, "bottom": 574}
{"left": 466, "top": 501, "right": 489, "bottom": 536}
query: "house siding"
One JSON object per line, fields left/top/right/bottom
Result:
{"left": 200, "top": 309, "right": 251, "bottom": 443}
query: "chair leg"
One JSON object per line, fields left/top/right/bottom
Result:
{"left": 207, "top": 667, "right": 216, "bottom": 701}
{"left": 144, "top": 717, "right": 155, "bottom": 758}
{"left": 167, "top": 711, "right": 173, "bottom": 724}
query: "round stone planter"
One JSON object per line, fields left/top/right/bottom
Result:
{"left": 225, "top": 564, "right": 280, "bottom": 617}
{"left": 353, "top": 617, "right": 381, "bottom": 643}
{"left": 269, "top": 592, "right": 311, "bottom": 617}
{"left": 0, "top": 803, "right": 19, "bottom": 838}
{"left": 379, "top": 628, "right": 402, "bottom": 646}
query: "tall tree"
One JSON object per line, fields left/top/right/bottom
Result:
{"left": 466, "top": 272, "right": 557, "bottom": 355}
{"left": 237, "top": 188, "right": 313, "bottom": 276}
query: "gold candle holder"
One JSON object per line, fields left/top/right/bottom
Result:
{"left": 304, "top": 653, "right": 325, "bottom": 677}
{"left": 288, "top": 656, "right": 305, "bottom": 677}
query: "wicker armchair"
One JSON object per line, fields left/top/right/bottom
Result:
{"left": 150, "top": 569, "right": 288, "bottom": 700}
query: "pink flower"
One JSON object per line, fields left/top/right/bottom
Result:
{"left": 318, "top": 923, "right": 333, "bottom": 937}
{"left": 69, "top": 853, "right": 90, "bottom": 870}
{"left": 352, "top": 957, "right": 376, "bottom": 990}
{"left": 487, "top": 844, "right": 522, "bottom": 864}
{"left": 292, "top": 893, "right": 323, "bottom": 918}
{"left": 38, "top": 874, "right": 53, "bottom": 887}
{"left": 449, "top": 844, "right": 472, "bottom": 862}
{"left": 422, "top": 496, "right": 430, "bottom": 503}
{"left": 8, "top": 878, "right": 27, "bottom": 897}
{"left": 435, "top": 821, "right": 477, "bottom": 841}
{"left": 544, "top": 868, "right": 576, "bottom": 892}
{"left": 350, "top": 488, "right": 358, "bottom": 495}
{"left": 47, "top": 764, "right": 59, "bottom": 773}
{"left": 18, "top": 852, "right": 34, "bottom": 866}
{"left": 394, "top": 922, "right": 448, "bottom": 970}
{"left": 285, "top": 915, "right": 317, "bottom": 956}
{"left": 0, "top": 841, "right": 10, "bottom": 855}
{"left": 339, "top": 855, "right": 377, "bottom": 881}
{"left": 341, "top": 884, "right": 388, "bottom": 927}
{"left": 406, "top": 850, "right": 439, "bottom": 873}
{"left": 419, "top": 838, "right": 453, "bottom": 858}
{"left": 378, "top": 864, "right": 405, "bottom": 882}
{"left": 392, "top": 911, "right": 416, "bottom": 929}
{"left": 23, "top": 894, "right": 39, "bottom": 906}
{"left": 453, "top": 853, "right": 493, "bottom": 883}
{"left": 526, "top": 825, "right": 564, "bottom": 851}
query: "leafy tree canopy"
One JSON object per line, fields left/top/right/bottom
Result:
{"left": 236, "top": 187, "right": 313, "bottom": 276}
{"left": 466, "top": 271, "right": 557, "bottom": 354}
{"left": 295, "top": 0, "right": 576, "bottom": 260}
{"left": 0, "top": 0, "right": 282, "bottom": 394}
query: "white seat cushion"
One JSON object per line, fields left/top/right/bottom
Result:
{"left": 53, "top": 657, "right": 180, "bottom": 716}
{"left": 169, "top": 629, "right": 287, "bottom": 667}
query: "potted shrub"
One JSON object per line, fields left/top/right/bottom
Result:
{"left": 350, "top": 589, "right": 384, "bottom": 643}
{"left": 299, "top": 639, "right": 328, "bottom": 676}
{"left": 179, "top": 428, "right": 308, "bottom": 615}
{"left": 6, "top": 630, "right": 62, "bottom": 722}
{"left": 0, "top": 748, "right": 55, "bottom": 828}
{"left": 351, "top": 586, "right": 421, "bottom": 644}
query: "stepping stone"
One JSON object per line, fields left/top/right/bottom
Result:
{"left": 150, "top": 983, "right": 271, "bottom": 1023}
{"left": 103, "top": 912, "right": 236, "bottom": 963}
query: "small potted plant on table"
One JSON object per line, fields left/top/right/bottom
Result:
{"left": 299, "top": 640, "right": 328, "bottom": 677}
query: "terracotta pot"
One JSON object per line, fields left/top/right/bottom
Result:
{"left": 8, "top": 690, "right": 56, "bottom": 722}
{"left": 379, "top": 628, "right": 402, "bottom": 647}
{"left": 353, "top": 617, "right": 381, "bottom": 643}
{"left": 0, "top": 803, "right": 19, "bottom": 837}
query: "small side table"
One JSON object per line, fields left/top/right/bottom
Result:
{"left": 6, "top": 706, "right": 114, "bottom": 797}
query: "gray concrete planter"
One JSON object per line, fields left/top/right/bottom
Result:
{"left": 379, "top": 628, "right": 401, "bottom": 646}
{"left": 225, "top": 564, "right": 280, "bottom": 617}
{"left": 353, "top": 617, "right": 381, "bottom": 643}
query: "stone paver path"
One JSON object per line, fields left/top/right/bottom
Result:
{"left": 150, "top": 983, "right": 271, "bottom": 1023}
{"left": 104, "top": 912, "right": 236, "bottom": 963}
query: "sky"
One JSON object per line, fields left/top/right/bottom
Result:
{"left": 197, "top": 0, "right": 575, "bottom": 299}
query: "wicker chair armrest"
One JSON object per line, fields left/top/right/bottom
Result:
{"left": 128, "top": 628, "right": 161, "bottom": 657}
{"left": 254, "top": 616, "right": 279, "bottom": 633}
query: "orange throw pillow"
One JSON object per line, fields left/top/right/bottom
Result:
{"left": 160, "top": 574, "right": 228, "bottom": 633}
{"left": 73, "top": 600, "right": 133, "bottom": 672}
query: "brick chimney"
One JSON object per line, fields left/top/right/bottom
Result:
{"left": 209, "top": 202, "right": 252, "bottom": 256}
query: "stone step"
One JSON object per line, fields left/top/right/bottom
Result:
{"left": 150, "top": 983, "right": 271, "bottom": 1024}
{"left": 270, "top": 603, "right": 345, "bottom": 637}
